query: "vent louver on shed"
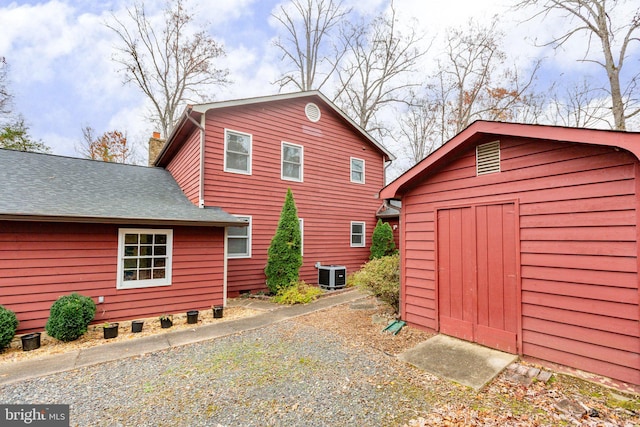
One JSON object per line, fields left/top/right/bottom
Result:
{"left": 305, "top": 103, "right": 321, "bottom": 122}
{"left": 476, "top": 140, "right": 500, "bottom": 175}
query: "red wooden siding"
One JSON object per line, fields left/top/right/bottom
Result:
{"left": 400, "top": 137, "right": 639, "bottom": 385}
{"left": 166, "top": 129, "right": 201, "bottom": 205}
{"left": 0, "top": 221, "right": 225, "bottom": 334}
{"left": 197, "top": 98, "right": 385, "bottom": 294}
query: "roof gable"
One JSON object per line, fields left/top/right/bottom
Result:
{"left": 155, "top": 90, "right": 395, "bottom": 166}
{"left": 381, "top": 121, "right": 640, "bottom": 199}
{"left": 0, "top": 149, "right": 242, "bottom": 226}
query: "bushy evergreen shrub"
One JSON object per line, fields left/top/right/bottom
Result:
{"left": 265, "top": 189, "right": 302, "bottom": 294}
{"left": 0, "top": 305, "right": 18, "bottom": 351}
{"left": 351, "top": 254, "right": 400, "bottom": 312}
{"left": 272, "top": 281, "right": 323, "bottom": 305}
{"left": 45, "top": 293, "right": 96, "bottom": 342}
{"left": 370, "top": 219, "right": 397, "bottom": 260}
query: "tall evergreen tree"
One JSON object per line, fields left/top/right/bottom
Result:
{"left": 265, "top": 189, "right": 302, "bottom": 294}
{"left": 370, "top": 219, "right": 396, "bottom": 260}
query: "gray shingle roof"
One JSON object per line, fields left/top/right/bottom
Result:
{"left": 0, "top": 149, "right": 243, "bottom": 227}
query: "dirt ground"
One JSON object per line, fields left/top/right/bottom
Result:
{"left": 2, "top": 294, "right": 639, "bottom": 426}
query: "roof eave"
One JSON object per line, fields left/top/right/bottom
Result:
{"left": 0, "top": 214, "right": 247, "bottom": 228}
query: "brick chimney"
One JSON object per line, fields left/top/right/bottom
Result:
{"left": 148, "top": 131, "right": 165, "bottom": 166}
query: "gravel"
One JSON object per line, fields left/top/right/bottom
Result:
{"left": 0, "top": 320, "right": 434, "bottom": 426}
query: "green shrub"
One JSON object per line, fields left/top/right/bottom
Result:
{"left": 0, "top": 305, "right": 18, "bottom": 351}
{"left": 351, "top": 254, "right": 400, "bottom": 312}
{"left": 370, "top": 219, "right": 397, "bottom": 260}
{"left": 272, "top": 281, "right": 323, "bottom": 305}
{"left": 45, "top": 293, "right": 96, "bottom": 342}
{"left": 265, "top": 189, "right": 302, "bottom": 294}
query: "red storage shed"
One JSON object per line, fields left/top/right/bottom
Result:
{"left": 380, "top": 121, "right": 640, "bottom": 386}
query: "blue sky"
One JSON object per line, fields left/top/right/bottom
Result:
{"left": 1, "top": 0, "right": 637, "bottom": 170}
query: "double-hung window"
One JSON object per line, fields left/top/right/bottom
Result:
{"left": 350, "top": 221, "right": 365, "bottom": 247}
{"left": 350, "top": 157, "right": 365, "bottom": 184}
{"left": 282, "top": 142, "right": 303, "bottom": 182}
{"left": 224, "top": 129, "right": 252, "bottom": 174}
{"left": 117, "top": 229, "right": 173, "bottom": 289}
{"left": 227, "top": 216, "right": 251, "bottom": 258}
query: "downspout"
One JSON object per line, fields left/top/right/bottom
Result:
{"left": 185, "top": 109, "right": 205, "bottom": 208}
{"left": 383, "top": 156, "right": 393, "bottom": 186}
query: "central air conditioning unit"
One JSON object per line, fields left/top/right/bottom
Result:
{"left": 318, "top": 265, "right": 346, "bottom": 290}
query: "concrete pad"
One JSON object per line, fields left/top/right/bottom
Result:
{"left": 399, "top": 334, "right": 518, "bottom": 390}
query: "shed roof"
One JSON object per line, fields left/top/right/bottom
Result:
{"left": 0, "top": 148, "right": 243, "bottom": 227}
{"left": 154, "top": 90, "right": 395, "bottom": 167}
{"left": 381, "top": 121, "right": 640, "bottom": 199}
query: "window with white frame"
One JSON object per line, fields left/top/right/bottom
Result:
{"left": 299, "top": 218, "right": 304, "bottom": 256}
{"left": 350, "top": 221, "right": 365, "bottom": 247}
{"left": 227, "top": 216, "right": 251, "bottom": 258}
{"left": 350, "top": 157, "right": 365, "bottom": 184}
{"left": 117, "top": 229, "right": 173, "bottom": 289}
{"left": 224, "top": 129, "right": 252, "bottom": 174}
{"left": 282, "top": 142, "right": 303, "bottom": 181}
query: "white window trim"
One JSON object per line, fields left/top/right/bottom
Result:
{"left": 350, "top": 221, "right": 366, "bottom": 247}
{"left": 227, "top": 215, "right": 252, "bottom": 259}
{"left": 224, "top": 129, "right": 252, "bottom": 175}
{"left": 281, "top": 141, "right": 304, "bottom": 182}
{"left": 350, "top": 157, "right": 365, "bottom": 184}
{"left": 117, "top": 228, "right": 173, "bottom": 290}
{"left": 299, "top": 218, "right": 304, "bottom": 256}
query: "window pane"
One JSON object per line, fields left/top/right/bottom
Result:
{"left": 228, "top": 238, "right": 248, "bottom": 255}
{"left": 139, "top": 258, "right": 152, "bottom": 268}
{"left": 139, "top": 269, "right": 151, "bottom": 280}
{"left": 227, "top": 152, "right": 248, "bottom": 171}
{"left": 352, "top": 234, "right": 363, "bottom": 245}
{"left": 124, "top": 259, "right": 137, "bottom": 269}
{"left": 154, "top": 234, "right": 166, "bottom": 244}
{"left": 283, "top": 163, "right": 300, "bottom": 179}
{"left": 140, "top": 246, "right": 152, "bottom": 256}
{"left": 124, "top": 234, "right": 138, "bottom": 244}
{"left": 153, "top": 258, "right": 166, "bottom": 268}
{"left": 153, "top": 269, "right": 165, "bottom": 279}
{"left": 124, "top": 270, "right": 137, "bottom": 281}
{"left": 140, "top": 234, "right": 153, "bottom": 244}
{"left": 227, "top": 133, "right": 249, "bottom": 154}
{"left": 352, "top": 223, "right": 363, "bottom": 234}
{"left": 154, "top": 245, "right": 166, "bottom": 256}
{"left": 352, "top": 160, "right": 363, "bottom": 173}
{"left": 283, "top": 145, "right": 300, "bottom": 162}
{"left": 228, "top": 226, "right": 247, "bottom": 237}
{"left": 124, "top": 246, "right": 138, "bottom": 257}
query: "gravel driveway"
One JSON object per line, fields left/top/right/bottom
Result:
{"left": 1, "top": 320, "right": 432, "bottom": 426}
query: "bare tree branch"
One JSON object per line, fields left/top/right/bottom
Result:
{"left": 514, "top": 0, "right": 640, "bottom": 130}
{"left": 272, "top": 0, "right": 350, "bottom": 91}
{"left": 106, "top": 0, "right": 230, "bottom": 137}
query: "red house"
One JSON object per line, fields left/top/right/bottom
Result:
{"left": 380, "top": 121, "right": 640, "bottom": 386}
{"left": 0, "top": 150, "right": 244, "bottom": 333}
{"left": 154, "top": 91, "right": 395, "bottom": 296}
{"left": 1, "top": 91, "right": 394, "bottom": 334}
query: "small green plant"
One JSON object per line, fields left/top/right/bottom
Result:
{"left": 370, "top": 219, "right": 397, "bottom": 260}
{"left": 265, "top": 189, "right": 302, "bottom": 294}
{"left": 272, "top": 281, "right": 323, "bottom": 305}
{"left": 0, "top": 305, "right": 18, "bottom": 351}
{"left": 45, "top": 293, "right": 96, "bottom": 342}
{"left": 159, "top": 314, "right": 172, "bottom": 321}
{"left": 351, "top": 254, "right": 400, "bottom": 312}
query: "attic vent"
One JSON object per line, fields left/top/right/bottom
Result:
{"left": 305, "top": 103, "right": 321, "bottom": 122}
{"left": 476, "top": 141, "right": 500, "bottom": 175}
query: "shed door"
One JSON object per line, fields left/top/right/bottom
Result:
{"left": 437, "top": 203, "right": 518, "bottom": 353}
